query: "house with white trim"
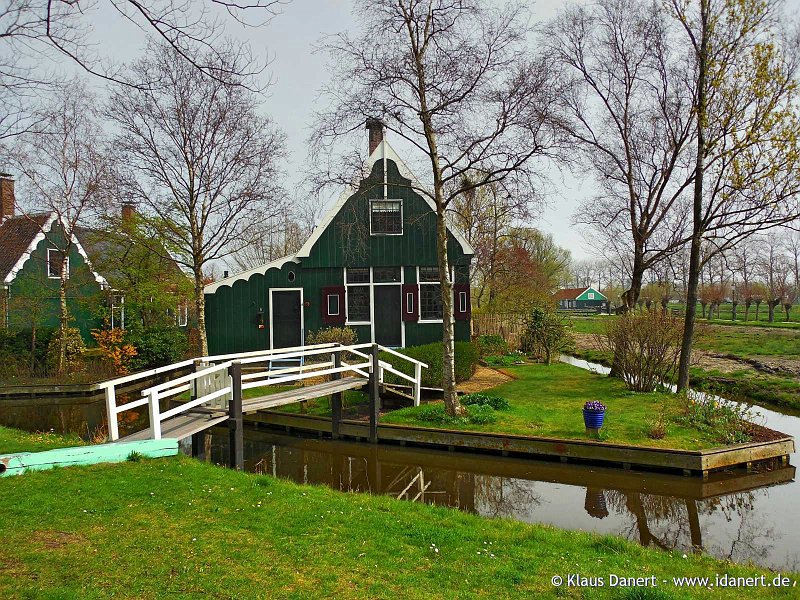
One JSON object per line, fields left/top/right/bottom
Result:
{"left": 203, "top": 121, "right": 475, "bottom": 354}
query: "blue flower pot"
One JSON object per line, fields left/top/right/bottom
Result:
{"left": 583, "top": 409, "right": 605, "bottom": 430}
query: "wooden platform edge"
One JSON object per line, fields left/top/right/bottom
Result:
{"left": 0, "top": 439, "right": 179, "bottom": 477}
{"left": 244, "top": 411, "right": 794, "bottom": 476}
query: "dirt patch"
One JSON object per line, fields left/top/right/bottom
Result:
{"left": 746, "top": 423, "right": 792, "bottom": 443}
{"left": 32, "top": 530, "right": 86, "bottom": 550}
{"left": 457, "top": 366, "right": 513, "bottom": 394}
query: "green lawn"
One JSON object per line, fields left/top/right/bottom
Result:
{"left": 0, "top": 426, "right": 85, "bottom": 454}
{"left": 381, "top": 363, "right": 722, "bottom": 450}
{"left": 0, "top": 433, "right": 795, "bottom": 599}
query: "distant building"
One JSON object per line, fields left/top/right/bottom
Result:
{"left": 554, "top": 287, "right": 609, "bottom": 312}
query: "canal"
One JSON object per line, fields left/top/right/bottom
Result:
{"left": 197, "top": 357, "right": 800, "bottom": 572}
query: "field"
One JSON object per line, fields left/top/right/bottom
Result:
{"left": 0, "top": 426, "right": 795, "bottom": 599}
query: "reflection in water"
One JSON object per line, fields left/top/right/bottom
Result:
{"left": 199, "top": 428, "right": 797, "bottom": 570}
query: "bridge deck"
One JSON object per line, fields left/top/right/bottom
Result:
{"left": 119, "top": 376, "right": 369, "bottom": 442}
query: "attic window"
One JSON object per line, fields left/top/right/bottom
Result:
{"left": 370, "top": 200, "right": 402, "bottom": 235}
{"left": 47, "top": 249, "right": 69, "bottom": 279}
{"left": 588, "top": 292, "right": 595, "bottom": 299}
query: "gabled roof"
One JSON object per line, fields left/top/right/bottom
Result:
{"left": 296, "top": 139, "right": 474, "bottom": 258}
{"left": 554, "top": 287, "right": 607, "bottom": 301}
{"left": 204, "top": 254, "right": 300, "bottom": 293}
{"left": 0, "top": 212, "right": 108, "bottom": 287}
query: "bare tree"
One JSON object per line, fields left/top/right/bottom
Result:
{"left": 107, "top": 43, "right": 286, "bottom": 355}
{"left": 544, "top": 0, "right": 695, "bottom": 309}
{"left": 3, "top": 81, "right": 110, "bottom": 373}
{"left": 672, "top": 0, "right": 800, "bottom": 389}
{"left": 0, "top": 0, "right": 286, "bottom": 139}
{"left": 313, "top": 0, "right": 559, "bottom": 416}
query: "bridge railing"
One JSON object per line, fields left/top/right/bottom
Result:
{"left": 104, "top": 342, "right": 429, "bottom": 441}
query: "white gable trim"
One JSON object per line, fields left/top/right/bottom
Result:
{"left": 296, "top": 139, "right": 475, "bottom": 259}
{"left": 3, "top": 213, "right": 108, "bottom": 288}
{"left": 204, "top": 255, "right": 300, "bottom": 293}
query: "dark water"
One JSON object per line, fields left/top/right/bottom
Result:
{"left": 191, "top": 356, "right": 800, "bottom": 572}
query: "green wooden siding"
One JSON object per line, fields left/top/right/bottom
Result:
{"left": 7, "top": 224, "right": 103, "bottom": 341}
{"left": 576, "top": 287, "right": 606, "bottom": 301}
{"left": 205, "top": 157, "right": 473, "bottom": 355}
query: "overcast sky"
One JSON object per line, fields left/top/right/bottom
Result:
{"left": 82, "top": 0, "right": 800, "bottom": 262}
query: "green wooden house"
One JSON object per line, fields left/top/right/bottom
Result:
{"left": 204, "top": 125, "right": 474, "bottom": 354}
{"left": 554, "top": 287, "right": 609, "bottom": 312}
{"left": 0, "top": 211, "right": 107, "bottom": 341}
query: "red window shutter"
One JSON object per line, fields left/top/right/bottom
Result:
{"left": 453, "top": 284, "right": 471, "bottom": 321}
{"left": 321, "top": 286, "right": 346, "bottom": 325}
{"left": 402, "top": 284, "right": 418, "bottom": 321}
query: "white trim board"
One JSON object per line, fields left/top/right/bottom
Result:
{"left": 296, "top": 139, "right": 475, "bottom": 259}
{"left": 205, "top": 255, "right": 300, "bottom": 293}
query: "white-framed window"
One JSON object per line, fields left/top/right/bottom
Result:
{"left": 418, "top": 266, "right": 443, "bottom": 321}
{"left": 345, "top": 267, "right": 371, "bottom": 324}
{"left": 588, "top": 292, "right": 595, "bottom": 299}
{"left": 47, "top": 248, "right": 69, "bottom": 279}
{"left": 459, "top": 291, "right": 467, "bottom": 313}
{"left": 327, "top": 294, "right": 340, "bottom": 316}
{"left": 177, "top": 302, "right": 188, "bottom": 327}
{"left": 370, "top": 200, "right": 403, "bottom": 235}
{"left": 406, "top": 292, "right": 414, "bottom": 314}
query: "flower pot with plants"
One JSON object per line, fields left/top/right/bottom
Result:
{"left": 583, "top": 400, "right": 606, "bottom": 436}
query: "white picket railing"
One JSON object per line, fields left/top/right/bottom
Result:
{"left": 103, "top": 342, "right": 428, "bottom": 441}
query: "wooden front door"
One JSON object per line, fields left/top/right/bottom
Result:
{"left": 374, "top": 285, "right": 401, "bottom": 346}
{"left": 271, "top": 290, "right": 302, "bottom": 349}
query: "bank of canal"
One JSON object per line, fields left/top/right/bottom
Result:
{"left": 197, "top": 357, "right": 800, "bottom": 572}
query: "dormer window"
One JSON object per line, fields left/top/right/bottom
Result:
{"left": 370, "top": 200, "right": 402, "bottom": 235}
{"left": 47, "top": 248, "right": 69, "bottom": 279}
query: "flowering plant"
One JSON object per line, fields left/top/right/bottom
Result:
{"left": 584, "top": 400, "right": 606, "bottom": 411}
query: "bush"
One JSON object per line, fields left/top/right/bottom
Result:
{"left": 46, "top": 327, "right": 86, "bottom": 374}
{"left": 484, "top": 351, "right": 524, "bottom": 367}
{"left": 380, "top": 341, "right": 479, "bottom": 387}
{"left": 125, "top": 325, "right": 189, "bottom": 370}
{"left": 476, "top": 334, "right": 508, "bottom": 357}
{"left": 520, "top": 306, "right": 573, "bottom": 365}
{"left": 596, "top": 310, "right": 683, "bottom": 392}
{"left": 461, "top": 393, "right": 509, "bottom": 410}
{"left": 676, "top": 392, "right": 754, "bottom": 445}
{"left": 306, "top": 326, "right": 358, "bottom": 347}
{"left": 415, "top": 401, "right": 497, "bottom": 425}
{"left": 92, "top": 327, "right": 137, "bottom": 375}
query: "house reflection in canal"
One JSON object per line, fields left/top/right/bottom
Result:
{"left": 198, "top": 428, "right": 796, "bottom": 571}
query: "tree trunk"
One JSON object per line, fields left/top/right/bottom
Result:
{"left": 755, "top": 302, "right": 761, "bottom": 320}
{"left": 768, "top": 301, "right": 775, "bottom": 322}
{"left": 677, "top": 0, "right": 709, "bottom": 392}
{"left": 731, "top": 302, "right": 737, "bottom": 321}
{"left": 744, "top": 303, "right": 750, "bottom": 321}
{"left": 785, "top": 305, "right": 791, "bottom": 321}
{"left": 194, "top": 273, "right": 208, "bottom": 356}
{"left": 700, "top": 302, "right": 706, "bottom": 319}
{"left": 30, "top": 325, "right": 37, "bottom": 374}
{"left": 58, "top": 257, "right": 70, "bottom": 375}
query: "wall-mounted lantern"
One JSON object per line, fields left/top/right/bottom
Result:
{"left": 256, "top": 308, "right": 265, "bottom": 329}
{"left": 303, "top": 300, "right": 311, "bottom": 308}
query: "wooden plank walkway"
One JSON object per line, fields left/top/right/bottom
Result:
{"left": 119, "top": 377, "right": 369, "bottom": 442}
{"left": 242, "top": 377, "right": 368, "bottom": 413}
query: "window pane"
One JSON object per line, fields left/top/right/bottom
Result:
{"left": 327, "top": 294, "right": 340, "bottom": 316}
{"left": 48, "top": 249, "right": 67, "bottom": 278}
{"left": 346, "top": 268, "right": 370, "bottom": 284}
{"left": 373, "top": 267, "right": 401, "bottom": 283}
{"left": 418, "top": 266, "right": 439, "bottom": 282}
{"left": 370, "top": 200, "right": 402, "bottom": 234}
{"left": 420, "top": 284, "right": 442, "bottom": 320}
{"left": 347, "top": 285, "right": 370, "bottom": 321}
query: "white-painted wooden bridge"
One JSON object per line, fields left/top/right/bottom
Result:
{"left": 98, "top": 343, "right": 427, "bottom": 468}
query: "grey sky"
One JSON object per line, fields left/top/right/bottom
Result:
{"left": 82, "top": 0, "right": 800, "bottom": 262}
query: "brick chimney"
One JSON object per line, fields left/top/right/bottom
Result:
{"left": 0, "top": 173, "right": 14, "bottom": 221}
{"left": 366, "top": 119, "right": 384, "bottom": 155}
{"left": 121, "top": 202, "right": 136, "bottom": 222}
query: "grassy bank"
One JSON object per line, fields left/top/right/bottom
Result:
{"left": 0, "top": 432, "right": 796, "bottom": 599}
{"left": 382, "top": 363, "right": 723, "bottom": 450}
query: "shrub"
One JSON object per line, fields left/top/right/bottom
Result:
{"left": 380, "top": 341, "right": 479, "bottom": 387}
{"left": 125, "top": 325, "right": 189, "bottom": 370}
{"left": 520, "top": 306, "right": 573, "bottom": 365}
{"left": 415, "top": 401, "right": 497, "bottom": 425}
{"left": 484, "top": 351, "right": 524, "bottom": 367}
{"left": 596, "top": 310, "right": 682, "bottom": 392}
{"left": 46, "top": 327, "right": 86, "bottom": 374}
{"left": 676, "top": 392, "right": 754, "bottom": 445}
{"left": 92, "top": 327, "right": 137, "bottom": 375}
{"left": 476, "top": 334, "right": 508, "bottom": 357}
{"left": 306, "top": 326, "right": 358, "bottom": 347}
{"left": 461, "top": 393, "right": 509, "bottom": 410}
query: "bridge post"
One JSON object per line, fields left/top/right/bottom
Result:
{"left": 228, "top": 360, "right": 244, "bottom": 470}
{"left": 331, "top": 350, "right": 343, "bottom": 439}
{"left": 191, "top": 359, "right": 201, "bottom": 459}
{"left": 369, "top": 344, "right": 380, "bottom": 443}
